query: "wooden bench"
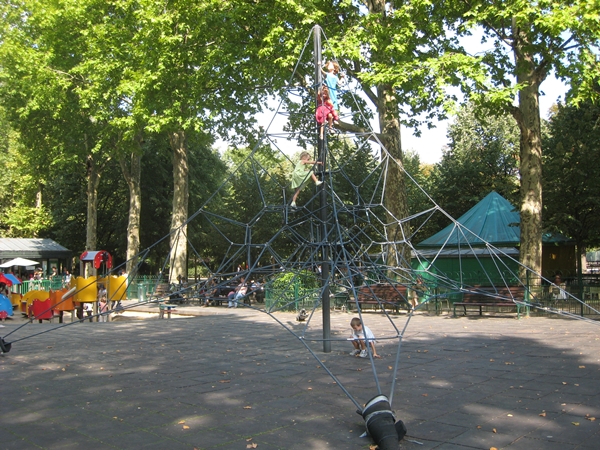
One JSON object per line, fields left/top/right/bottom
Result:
{"left": 453, "top": 286, "right": 527, "bottom": 318}
{"left": 354, "top": 284, "right": 409, "bottom": 313}
{"left": 152, "top": 283, "right": 171, "bottom": 299}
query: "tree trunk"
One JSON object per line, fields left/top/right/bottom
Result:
{"left": 378, "top": 84, "right": 412, "bottom": 278}
{"left": 86, "top": 154, "right": 101, "bottom": 277}
{"left": 119, "top": 149, "right": 142, "bottom": 277}
{"left": 35, "top": 182, "right": 43, "bottom": 208}
{"left": 516, "top": 82, "right": 543, "bottom": 281}
{"left": 366, "top": 0, "right": 411, "bottom": 280}
{"left": 511, "top": 26, "right": 545, "bottom": 283}
{"left": 169, "top": 130, "right": 189, "bottom": 283}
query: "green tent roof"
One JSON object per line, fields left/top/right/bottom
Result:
{"left": 417, "top": 191, "right": 572, "bottom": 248}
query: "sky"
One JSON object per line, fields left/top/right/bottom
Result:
{"left": 401, "top": 75, "right": 569, "bottom": 164}
{"left": 247, "top": 74, "right": 569, "bottom": 166}
{"left": 240, "top": 48, "right": 571, "bottom": 167}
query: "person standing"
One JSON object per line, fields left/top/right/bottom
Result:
{"left": 322, "top": 60, "right": 342, "bottom": 120}
{"left": 97, "top": 283, "right": 107, "bottom": 322}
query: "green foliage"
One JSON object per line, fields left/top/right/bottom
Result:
{"left": 272, "top": 269, "right": 320, "bottom": 291}
{"left": 426, "top": 103, "right": 520, "bottom": 233}
{"left": 0, "top": 107, "right": 54, "bottom": 237}
{"left": 267, "top": 269, "right": 320, "bottom": 311}
{"left": 543, "top": 100, "right": 600, "bottom": 250}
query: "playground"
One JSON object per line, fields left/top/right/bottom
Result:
{"left": 1, "top": 310, "right": 599, "bottom": 449}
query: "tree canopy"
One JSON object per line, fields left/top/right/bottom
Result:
{"left": 1, "top": 0, "right": 599, "bottom": 279}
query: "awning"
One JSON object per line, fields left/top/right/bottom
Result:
{"left": 0, "top": 257, "right": 40, "bottom": 268}
{"left": 1, "top": 273, "right": 21, "bottom": 284}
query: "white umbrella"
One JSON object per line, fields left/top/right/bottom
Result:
{"left": 0, "top": 257, "right": 40, "bottom": 268}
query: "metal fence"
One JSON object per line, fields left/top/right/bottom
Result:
{"left": 126, "top": 275, "right": 165, "bottom": 301}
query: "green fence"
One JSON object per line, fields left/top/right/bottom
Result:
{"left": 265, "top": 284, "right": 321, "bottom": 312}
{"left": 127, "top": 275, "right": 165, "bottom": 301}
{"left": 17, "top": 279, "right": 62, "bottom": 293}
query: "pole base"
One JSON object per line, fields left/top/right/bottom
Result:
{"left": 361, "top": 395, "right": 406, "bottom": 449}
{"left": 0, "top": 337, "right": 11, "bottom": 354}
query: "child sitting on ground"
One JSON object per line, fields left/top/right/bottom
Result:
{"left": 349, "top": 317, "right": 381, "bottom": 358}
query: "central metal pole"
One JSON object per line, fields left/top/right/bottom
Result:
{"left": 314, "top": 25, "right": 331, "bottom": 353}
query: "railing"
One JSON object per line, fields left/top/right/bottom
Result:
{"left": 126, "top": 275, "right": 166, "bottom": 300}
{"left": 16, "top": 279, "right": 63, "bottom": 294}
{"left": 265, "top": 284, "right": 320, "bottom": 312}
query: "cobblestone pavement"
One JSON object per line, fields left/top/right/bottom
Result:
{"left": 1, "top": 304, "right": 599, "bottom": 449}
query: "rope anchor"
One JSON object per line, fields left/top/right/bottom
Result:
{"left": 0, "top": 337, "right": 12, "bottom": 354}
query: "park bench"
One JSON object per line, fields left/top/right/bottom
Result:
{"left": 151, "top": 283, "right": 171, "bottom": 299}
{"left": 453, "top": 286, "right": 527, "bottom": 318}
{"left": 353, "top": 284, "right": 410, "bottom": 313}
{"left": 203, "top": 284, "right": 252, "bottom": 306}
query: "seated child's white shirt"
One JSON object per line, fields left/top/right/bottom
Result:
{"left": 351, "top": 325, "right": 375, "bottom": 341}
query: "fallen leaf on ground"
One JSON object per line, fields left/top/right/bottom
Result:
{"left": 572, "top": 422, "right": 580, "bottom": 426}
{"left": 492, "top": 428, "right": 497, "bottom": 433}
{"left": 219, "top": 380, "right": 230, "bottom": 383}
{"left": 178, "top": 420, "right": 185, "bottom": 424}
{"left": 243, "top": 406, "right": 252, "bottom": 409}
{"left": 246, "top": 443, "right": 258, "bottom": 449}
{"left": 182, "top": 425, "right": 190, "bottom": 430}
{"left": 539, "top": 412, "right": 547, "bottom": 417}
{"left": 586, "top": 417, "right": 596, "bottom": 421}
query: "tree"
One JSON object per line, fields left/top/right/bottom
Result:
{"left": 259, "top": 2, "right": 461, "bottom": 276}
{"left": 111, "top": 0, "right": 289, "bottom": 281}
{"left": 543, "top": 101, "right": 600, "bottom": 273}
{"left": 423, "top": 0, "right": 600, "bottom": 278}
{"left": 0, "top": 107, "right": 53, "bottom": 237}
{"left": 0, "top": 0, "right": 116, "bottom": 256}
{"left": 428, "top": 103, "right": 520, "bottom": 227}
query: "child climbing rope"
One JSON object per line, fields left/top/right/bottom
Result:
{"left": 315, "top": 85, "right": 338, "bottom": 138}
{"left": 322, "top": 60, "right": 343, "bottom": 121}
{"left": 290, "top": 151, "right": 322, "bottom": 208}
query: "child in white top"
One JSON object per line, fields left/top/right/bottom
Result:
{"left": 349, "top": 317, "right": 380, "bottom": 358}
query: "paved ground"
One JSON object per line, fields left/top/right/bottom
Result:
{"left": 1, "top": 303, "right": 600, "bottom": 450}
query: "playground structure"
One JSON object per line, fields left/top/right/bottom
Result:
{"left": 11, "top": 250, "right": 127, "bottom": 323}
{"left": 3, "top": 25, "right": 600, "bottom": 450}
